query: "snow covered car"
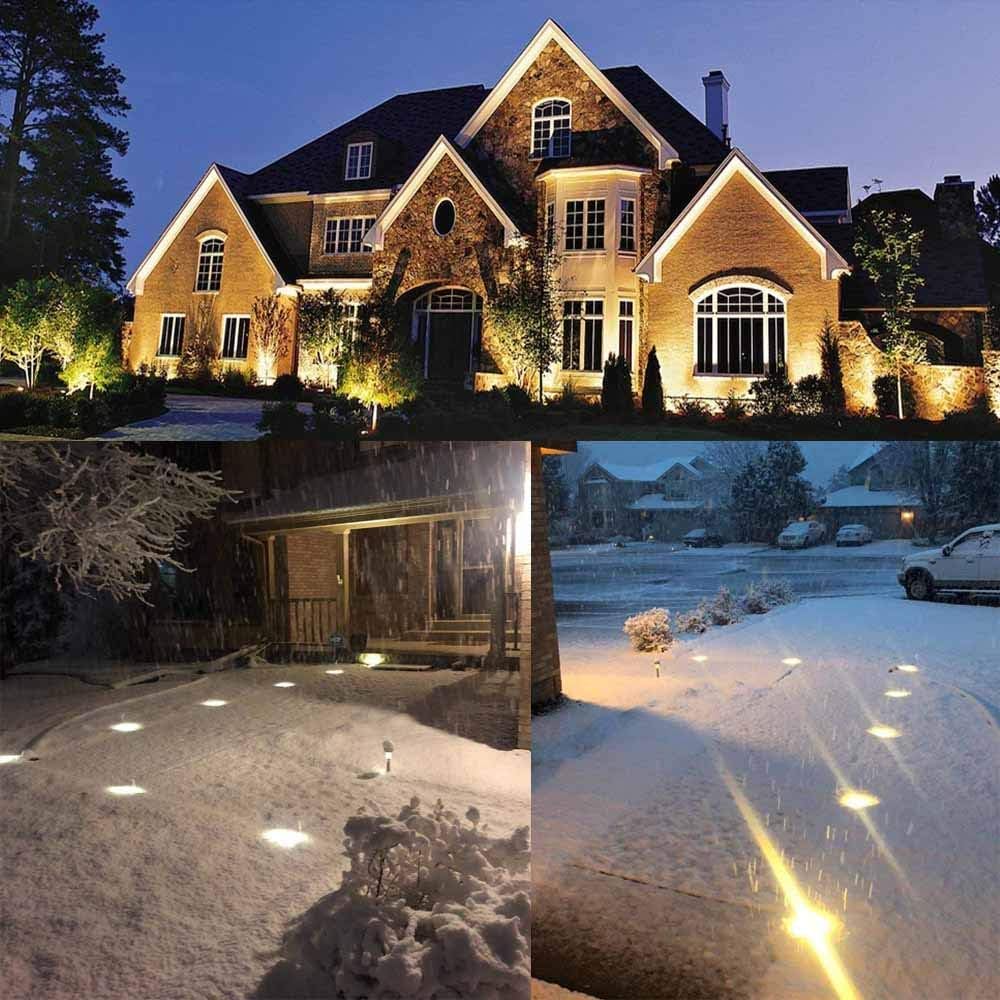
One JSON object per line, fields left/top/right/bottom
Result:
{"left": 682, "top": 528, "right": 724, "bottom": 548}
{"left": 835, "top": 523, "right": 873, "bottom": 546}
{"left": 777, "top": 521, "right": 826, "bottom": 549}
{"left": 898, "top": 523, "right": 1000, "bottom": 600}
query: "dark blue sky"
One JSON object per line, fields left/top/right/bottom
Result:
{"left": 97, "top": 0, "right": 999, "bottom": 282}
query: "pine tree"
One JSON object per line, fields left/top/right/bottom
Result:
{"left": 817, "top": 316, "right": 846, "bottom": 414}
{"left": 976, "top": 174, "right": 1000, "bottom": 249}
{"left": 641, "top": 346, "right": 664, "bottom": 421}
{"left": 730, "top": 442, "right": 812, "bottom": 542}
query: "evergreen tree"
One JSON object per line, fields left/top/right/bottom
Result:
{"left": 0, "top": 0, "right": 131, "bottom": 286}
{"left": 976, "top": 174, "right": 1000, "bottom": 248}
{"left": 641, "top": 346, "right": 664, "bottom": 421}
{"left": 945, "top": 441, "right": 1000, "bottom": 528}
{"left": 817, "top": 316, "right": 846, "bottom": 414}
{"left": 542, "top": 455, "right": 570, "bottom": 519}
{"left": 730, "top": 441, "right": 812, "bottom": 542}
{"left": 601, "top": 352, "right": 632, "bottom": 419}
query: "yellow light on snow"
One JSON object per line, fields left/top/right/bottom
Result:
{"left": 110, "top": 722, "right": 143, "bottom": 733}
{"left": 107, "top": 784, "right": 145, "bottom": 796}
{"left": 691, "top": 654, "right": 708, "bottom": 663}
{"left": 262, "top": 828, "right": 310, "bottom": 849}
{"left": 0, "top": 754, "right": 23, "bottom": 765}
{"left": 359, "top": 653, "right": 385, "bottom": 668}
{"left": 273, "top": 681, "right": 295, "bottom": 688}
{"left": 866, "top": 725, "right": 900, "bottom": 739}
{"left": 782, "top": 657, "right": 802, "bottom": 666}
{"left": 200, "top": 700, "right": 227, "bottom": 707}
{"left": 839, "top": 789, "right": 880, "bottom": 810}
{"left": 896, "top": 664, "right": 919, "bottom": 673}
{"left": 325, "top": 669, "right": 345, "bottom": 675}
{"left": 786, "top": 906, "right": 838, "bottom": 943}
{"left": 885, "top": 689, "right": 911, "bottom": 699}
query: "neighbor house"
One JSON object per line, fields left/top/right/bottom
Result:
{"left": 125, "top": 19, "right": 999, "bottom": 418}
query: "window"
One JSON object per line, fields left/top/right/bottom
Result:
{"left": 545, "top": 202, "right": 555, "bottom": 250}
{"left": 563, "top": 299, "right": 603, "bottom": 372}
{"left": 221, "top": 315, "right": 250, "bottom": 360}
{"left": 565, "top": 199, "right": 605, "bottom": 251}
{"left": 157, "top": 314, "right": 185, "bottom": 357}
{"left": 618, "top": 299, "right": 635, "bottom": 369}
{"left": 532, "top": 99, "right": 572, "bottom": 158}
{"left": 433, "top": 199, "right": 456, "bottom": 236}
{"left": 345, "top": 141, "right": 373, "bottom": 180}
{"left": 619, "top": 198, "right": 636, "bottom": 252}
{"left": 324, "top": 216, "right": 376, "bottom": 254}
{"left": 694, "top": 285, "right": 786, "bottom": 376}
{"left": 195, "top": 238, "right": 224, "bottom": 292}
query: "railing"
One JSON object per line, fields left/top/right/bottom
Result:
{"left": 267, "top": 598, "right": 339, "bottom": 648}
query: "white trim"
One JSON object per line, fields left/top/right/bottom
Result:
{"left": 345, "top": 141, "right": 374, "bottom": 180}
{"left": 324, "top": 214, "right": 377, "bottom": 255}
{"left": 247, "top": 191, "right": 310, "bottom": 204}
{"left": 364, "top": 135, "right": 521, "bottom": 250}
{"left": 248, "top": 189, "right": 395, "bottom": 205}
{"left": 530, "top": 96, "right": 573, "bottom": 159}
{"left": 297, "top": 277, "right": 373, "bottom": 292}
{"left": 127, "top": 165, "right": 283, "bottom": 295}
{"left": 220, "top": 313, "right": 251, "bottom": 361}
{"left": 454, "top": 19, "right": 679, "bottom": 169}
{"left": 432, "top": 196, "right": 457, "bottom": 236}
{"left": 687, "top": 274, "right": 792, "bottom": 301}
{"left": 635, "top": 148, "right": 852, "bottom": 283}
{"left": 536, "top": 164, "right": 652, "bottom": 182}
{"left": 195, "top": 229, "right": 228, "bottom": 243}
{"left": 156, "top": 313, "right": 187, "bottom": 358}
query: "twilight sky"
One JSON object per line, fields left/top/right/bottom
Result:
{"left": 95, "top": 0, "right": 1000, "bottom": 282}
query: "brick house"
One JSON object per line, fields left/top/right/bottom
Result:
{"left": 126, "top": 19, "right": 998, "bottom": 416}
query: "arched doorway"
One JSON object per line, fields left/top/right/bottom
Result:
{"left": 412, "top": 287, "right": 483, "bottom": 380}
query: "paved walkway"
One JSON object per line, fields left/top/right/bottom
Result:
{"left": 95, "top": 393, "right": 310, "bottom": 441}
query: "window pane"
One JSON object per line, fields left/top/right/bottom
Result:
{"left": 565, "top": 200, "right": 584, "bottom": 250}
{"left": 583, "top": 315, "right": 603, "bottom": 371}
{"left": 752, "top": 317, "right": 764, "bottom": 374}
{"left": 620, "top": 198, "right": 636, "bottom": 251}
{"left": 586, "top": 199, "right": 605, "bottom": 250}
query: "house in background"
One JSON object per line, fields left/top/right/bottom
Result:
{"left": 818, "top": 444, "right": 923, "bottom": 538}
{"left": 124, "top": 19, "right": 998, "bottom": 418}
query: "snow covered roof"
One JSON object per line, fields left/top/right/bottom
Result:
{"left": 847, "top": 443, "right": 885, "bottom": 472}
{"left": 628, "top": 494, "right": 704, "bottom": 511}
{"left": 822, "top": 486, "right": 922, "bottom": 508}
{"left": 584, "top": 457, "right": 704, "bottom": 484}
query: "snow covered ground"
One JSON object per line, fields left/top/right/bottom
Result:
{"left": 534, "top": 595, "right": 999, "bottom": 999}
{"left": 0, "top": 663, "right": 529, "bottom": 999}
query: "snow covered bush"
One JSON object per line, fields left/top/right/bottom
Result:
{"left": 705, "top": 586, "right": 743, "bottom": 626}
{"left": 279, "top": 797, "right": 530, "bottom": 999}
{"left": 674, "top": 606, "right": 711, "bottom": 634}
{"left": 623, "top": 607, "right": 674, "bottom": 651}
{"left": 741, "top": 578, "right": 796, "bottom": 614}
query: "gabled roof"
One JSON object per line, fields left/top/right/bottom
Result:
{"left": 454, "top": 19, "right": 680, "bottom": 168}
{"left": 127, "top": 164, "right": 288, "bottom": 295}
{"left": 764, "top": 166, "right": 851, "bottom": 217}
{"left": 822, "top": 486, "right": 921, "bottom": 509}
{"left": 582, "top": 457, "right": 705, "bottom": 483}
{"left": 847, "top": 442, "right": 885, "bottom": 472}
{"left": 364, "top": 136, "right": 522, "bottom": 250}
{"left": 635, "top": 148, "right": 852, "bottom": 282}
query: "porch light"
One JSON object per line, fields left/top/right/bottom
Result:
{"left": 274, "top": 681, "right": 295, "bottom": 688}
{"left": 262, "top": 828, "right": 310, "bottom": 849}
{"left": 110, "top": 722, "right": 143, "bottom": 733}
{"left": 900, "top": 511, "right": 914, "bottom": 523}
{"left": 200, "top": 700, "right": 228, "bottom": 707}
{"left": 838, "top": 789, "right": 880, "bottom": 810}
{"left": 359, "top": 653, "right": 385, "bottom": 668}
{"left": 107, "top": 783, "right": 145, "bottom": 796}
{"left": 0, "top": 754, "right": 23, "bottom": 765}
{"left": 383, "top": 739, "right": 394, "bottom": 773}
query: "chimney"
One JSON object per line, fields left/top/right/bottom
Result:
{"left": 934, "top": 174, "right": 976, "bottom": 240}
{"left": 702, "top": 70, "right": 730, "bottom": 146}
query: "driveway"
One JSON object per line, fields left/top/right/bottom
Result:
{"left": 95, "top": 393, "right": 311, "bottom": 441}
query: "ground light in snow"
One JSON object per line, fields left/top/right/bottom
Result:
{"left": 200, "top": 700, "right": 227, "bottom": 707}
{"left": 261, "top": 828, "right": 310, "bottom": 849}
{"left": 782, "top": 657, "right": 802, "bottom": 666}
{"left": 885, "top": 689, "right": 911, "bottom": 698}
{"left": 839, "top": 789, "right": 881, "bottom": 810}
{"left": 715, "top": 754, "right": 861, "bottom": 1000}
{"left": 325, "top": 669, "right": 344, "bottom": 675}
{"left": 109, "top": 722, "right": 143, "bottom": 732}
{"left": 896, "top": 664, "right": 920, "bottom": 673}
{"left": 0, "top": 754, "right": 23, "bottom": 764}
{"left": 359, "top": 652, "right": 385, "bottom": 667}
{"left": 106, "top": 783, "right": 145, "bottom": 796}
{"left": 691, "top": 654, "right": 708, "bottom": 663}
{"left": 867, "top": 724, "right": 901, "bottom": 739}
{"left": 273, "top": 681, "right": 295, "bottom": 688}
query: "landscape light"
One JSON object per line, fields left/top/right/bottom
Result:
{"left": 383, "top": 739, "right": 395, "bottom": 773}
{"left": 110, "top": 722, "right": 143, "bottom": 733}
{"left": 885, "top": 689, "right": 911, "bottom": 699}
{"left": 782, "top": 657, "right": 802, "bottom": 666}
{"left": 325, "top": 669, "right": 345, "bottom": 675}
{"left": 359, "top": 653, "right": 385, "bottom": 668}
{"left": 200, "top": 700, "right": 227, "bottom": 707}
{"left": 261, "top": 828, "right": 310, "bottom": 849}
{"left": 273, "top": 681, "right": 295, "bottom": 688}
{"left": 654, "top": 659, "right": 661, "bottom": 678}
{"left": 838, "top": 789, "right": 880, "bottom": 810}
{"left": 107, "top": 783, "right": 145, "bottom": 796}
{"left": 896, "top": 664, "right": 919, "bottom": 673}
{"left": 0, "top": 754, "right": 23, "bottom": 765}
{"left": 866, "top": 725, "right": 900, "bottom": 739}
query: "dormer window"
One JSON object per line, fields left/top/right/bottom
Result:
{"left": 345, "top": 141, "right": 374, "bottom": 180}
{"left": 195, "top": 235, "right": 225, "bottom": 292}
{"left": 532, "top": 99, "right": 571, "bottom": 158}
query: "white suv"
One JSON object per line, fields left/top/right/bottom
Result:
{"left": 898, "top": 524, "right": 1000, "bottom": 600}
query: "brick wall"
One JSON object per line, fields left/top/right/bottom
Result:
{"left": 285, "top": 529, "right": 342, "bottom": 598}
{"left": 308, "top": 197, "right": 388, "bottom": 277}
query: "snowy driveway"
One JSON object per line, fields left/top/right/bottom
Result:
{"left": 0, "top": 664, "right": 529, "bottom": 1000}
{"left": 94, "top": 393, "right": 311, "bottom": 441}
{"left": 534, "top": 596, "right": 999, "bottom": 999}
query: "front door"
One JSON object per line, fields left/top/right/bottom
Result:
{"left": 427, "top": 313, "right": 471, "bottom": 379}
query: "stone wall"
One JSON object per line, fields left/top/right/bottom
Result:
{"left": 983, "top": 351, "right": 1000, "bottom": 416}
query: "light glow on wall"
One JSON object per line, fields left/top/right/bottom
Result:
{"left": 110, "top": 722, "right": 143, "bottom": 733}
{"left": 261, "top": 828, "right": 310, "bottom": 849}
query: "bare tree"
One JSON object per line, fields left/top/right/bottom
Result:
{"left": 250, "top": 294, "right": 291, "bottom": 385}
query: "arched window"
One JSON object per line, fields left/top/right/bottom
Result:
{"left": 532, "top": 99, "right": 572, "bottom": 158}
{"left": 694, "top": 285, "right": 786, "bottom": 375}
{"left": 195, "top": 237, "right": 225, "bottom": 292}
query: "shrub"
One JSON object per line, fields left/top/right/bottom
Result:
{"left": 641, "top": 347, "right": 664, "bottom": 422}
{"left": 502, "top": 382, "right": 534, "bottom": 416}
{"left": 219, "top": 368, "right": 257, "bottom": 396}
{"left": 272, "top": 373, "right": 304, "bottom": 400}
{"left": 705, "top": 586, "right": 743, "bottom": 626}
{"left": 601, "top": 352, "right": 633, "bottom": 419}
{"left": 718, "top": 391, "right": 749, "bottom": 421}
{"left": 0, "top": 391, "right": 29, "bottom": 429}
{"left": 312, "top": 395, "right": 366, "bottom": 439}
{"left": 675, "top": 606, "right": 711, "bottom": 634}
{"left": 674, "top": 395, "right": 711, "bottom": 424}
{"left": 793, "top": 375, "right": 827, "bottom": 417}
{"left": 741, "top": 578, "right": 795, "bottom": 614}
{"left": 873, "top": 373, "right": 915, "bottom": 418}
{"left": 748, "top": 367, "right": 795, "bottom": 418}
{"left": 817, "top": 318, "right": 846, "bottom": 413}
{"left": 257, "top": 399, "right": 308, "bottom": 437}
{"left": 623, "top": 607, "right": 674, "bottom": 651}
{"left": 278, "top": 798, "right": 530, "bottom": 999}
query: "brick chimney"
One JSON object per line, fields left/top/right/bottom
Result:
{"left": 702, "top": 70, "right": 730, "bottom": 146}
{"left": 934, "top": 175, "right": 977, "bottom": 240}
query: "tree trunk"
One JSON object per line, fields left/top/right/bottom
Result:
{"left": 0, "top": 40, "right": 35, "bottom": 243}
{"left": 896, "top": 365, "right": 904, "bottom": 420}
{"left": 370, "top": 402, "right": 379, "bottom": 433}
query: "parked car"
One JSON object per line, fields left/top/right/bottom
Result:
{"left": 836, "top": 523, "right": 873, "bottom": 547}
{"left": 683, "top": 527, "right": 725, "bottom": 548}
{"left": 777, "top": 521, "right": 826, "bottom": 549}
{"left": 898, "top": 523, "right": 1000, "bottom": 600}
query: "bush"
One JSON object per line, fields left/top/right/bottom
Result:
{"left": 718, "top": 391, "right": 749, "bottom": 421}
{"left": 641, "top": 347, "right": 665, "bottom": 422}
{"left": 793, "top": 375, "right": 827, "bottom": 417}
{"left": 0, "top": 391, "right": 29, "bottom": 429}
{"left": 675, "top": 606, "right": 711, "bottom": 634}
{"left": 502, "top": 382, "right": 534, "bottom": 416}
{"left": 705, "top": 586, "right": 743, "bottom": 626}
{"left": 601, "top": 353, "right": 633, "bottom": 419}
{"left": 623, "top": 607, "right": 674, "bottom": 652}
{"left": 278, "top": 797, "right": 530, "bottom": 999}
{"left": 873, "top": 373, "right": 915, "bottom": 418}
{"left": 741, "top": 578, "right": 795, "bottom": 614}
{"left": 272, "top": 373, "right": 304, "bottom": 400}
{"left": 257, "top": 399, "right": 308, "bottom": 437}
{"left": 673, "top": 395, "right": 711, "bottom": 424}
{"left": 312, "top": 395, "right": 366, "bottom": 439}
{"left": 748, "top": 367, "right": 795, "bottom": 418}
{"left": 219, "top": 368, "right": 257, "bottom": 396}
